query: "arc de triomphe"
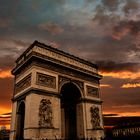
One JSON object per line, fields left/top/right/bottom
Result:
{"left": 10, "top": 41, "right": 104, "bottom": 140}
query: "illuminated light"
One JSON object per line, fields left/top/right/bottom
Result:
{"left": 100, "top": 84, "right": 112, "bottom": 88}
{"left": 104, "top": 126, "right": 114, "bottom": 129}
{"left": 0, "top": 69, "right": 13, "bottom": 78}
{"left": 100, "top": 70, "right": 140, "bottom": 79}
{"left": 121, "top": 83, "right": 140, "bottom": 88}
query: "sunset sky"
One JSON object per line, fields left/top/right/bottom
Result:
{"left": 0, "top": 0, "right": 140, "bottom": 129}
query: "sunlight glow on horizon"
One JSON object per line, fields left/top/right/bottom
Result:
{"left": 100, "top": 84, "right": 112, "bottom": 88}
{"left": 121, "top": 83, "right": 140, "bottom": 88}
{"left": 103, "top": 111, "right": 140, "bottom": 117}
{"left": 0, "top": 108, "right": 11, "bottom": 130}
{"left": 100, "top": 70, "right": 140, "bottom": 79}
{"left": 0, "top": 124, "right": 10, "bottom": 130}
{"left": 0, "top": 107, "right": 11, "bottom": 116}
{"left": 0, "top": 69, "right": 13, "bottom": 78}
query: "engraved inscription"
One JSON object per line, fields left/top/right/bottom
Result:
{"left": 33, "top": 46, "right": 97, "bottom": 73}
{"left": 15, "top": 74, "right": 31, "bottom": 94}
{"left": 90, "top": 106, "right": 101, "bottom": 129}
{"left": 36, "top": 72, "right": 56, "bottom": 88}
{"left": 87, "top": 86, "right": 99, "bottom": 97}
{"left": 39, "top": 99, "right": 53, "bottom": 128}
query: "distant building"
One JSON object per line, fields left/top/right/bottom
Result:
{"left": 0, "top": 127, "right": 10, "bottom": 140}
{"left": 112, "top": 117, "right": 140, "bottom": 139}
{"left": 104, "top": 116, "right": 140, "bottom": 140}
{"left": 0, "top": 126, "right": 6, "bottom": 131}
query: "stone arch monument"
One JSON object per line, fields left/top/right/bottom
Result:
{"left": 10, "top": 41, "right": 104, "bottom": 140}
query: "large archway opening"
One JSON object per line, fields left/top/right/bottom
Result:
{"left": 60, "top": 82, "right": 81, "bottom": 139}
{"left": 16, "top": 101, "right": 25, "bottom": 140}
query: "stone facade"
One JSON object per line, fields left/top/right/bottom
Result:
{"left": 10, "top": 41, "right": 104, "bottom": 140}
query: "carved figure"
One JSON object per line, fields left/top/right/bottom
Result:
{"left": 90, "top": 106, "right": 101, "bottom": 129}
{"left": 39, "top": 99, "right": 53, "bottom": 128}
{"left": 87, "top": 86, "right": 99, "bottom": 97}
{"left": 37, "top": 72, "right": 56, "bottom": 88}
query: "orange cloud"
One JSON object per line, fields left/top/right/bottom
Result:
{"left": 103, "top": 111, "right": 140, "bottom": 117}
{"left": 119, "top": 112, "right": 140, "bottom": 117}
{"left": 0, "top": 118, "right": 11, "bottom": 130}
{"left": 112, "top": 28, "right": 130, "bottom": 40}
{"left": 0, "top": 107, "right": 11, "bottom": 115}
{"left": 0, "top": 69, "right": 13, "bottom": 78}
{"left": 0, "top": 123, "right": 11, "bottom": 130}
{"left": 100, "top": 70, "right": 140, "bottom": 79}
{"left": 103, "top": 112, "right": 121, "bottom": 117}
{"left": 0, "top": 18, "right": 11, "bottom": 28}
{"left": 0, "top": 109, "right": 11, "bottom": 130}
{"left": 48, "top": 41, "right": 60, "bottom": 48}
{"left": 100, "top": 84, "right": 112, "bottom": 88}
{"left": 39, "top": 22, "right": 64, "bottom": 35}
{"left": 121, "top": 83, "right": 140, "bottom": 88}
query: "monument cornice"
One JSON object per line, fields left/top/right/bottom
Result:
{"left": 12, "top": 87, "right": 61, "bottom": 102}
{"left": 12, "top": 53, "right": 102, "bottom": 79}
{"left": 16, "top": 40, "right": 97, "bottom": 68}
{"left": 12, "top": 41, "right": 102, "bottom": 78}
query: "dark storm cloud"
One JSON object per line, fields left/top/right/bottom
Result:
{"left": 38, "top": 22, "right": 64, "bottom": 35}
{"left": 123, "top": 0, "right": 140, "bottom": 15}
{"left": 86, "top": 0, "right": 97, "bottom": 3}
{"left": 0, "top": 56, "right": 15, "bottom": 69}
{"left": 0, "top": 38, "right": 29, "bottom": 57}
{"left": 32, "top": 0, "right": 65, "bottom": 5}
{"left": 92, "top": 0, "right": 140, "bottom": 36}
{"left": 0, "top": 38, "right": 30, "bottom": 70}
{"left": 56, "top": 25, "right": 138, "bottom": 63}
{"left": 103, "top": 114, "right": 119, "bottom": 117}
{"left": 92, "top": 5, "right": 120, "bottom": 27}
{"left": 101, "top": 0, "right": 121, "bottom": 11}
{"left": 96, "top": 61, "right": 140, "bottom": 72}
{"left": 86, "top": 0, "right": 140, "bottom": 64}
{"left": 113, "top": 20, "right": 140, "bottom": 40}
{"left": 0, "top": 18, "right": 12, "bottom": 28}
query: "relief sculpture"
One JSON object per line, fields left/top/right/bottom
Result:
{"left": 90, "top": 106, "right": 101, "bottom": 129}
{"left": 15, "top": 74, "right": 31, "bottom": 94}
{"left": 87, "top": 85, "right": 99, "bottom": 97}
{"left": 39, "top": 99, "right": 53, "bottom": 128}
{"left": 36, "top": 72, "right": 56, "bottom": 88}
